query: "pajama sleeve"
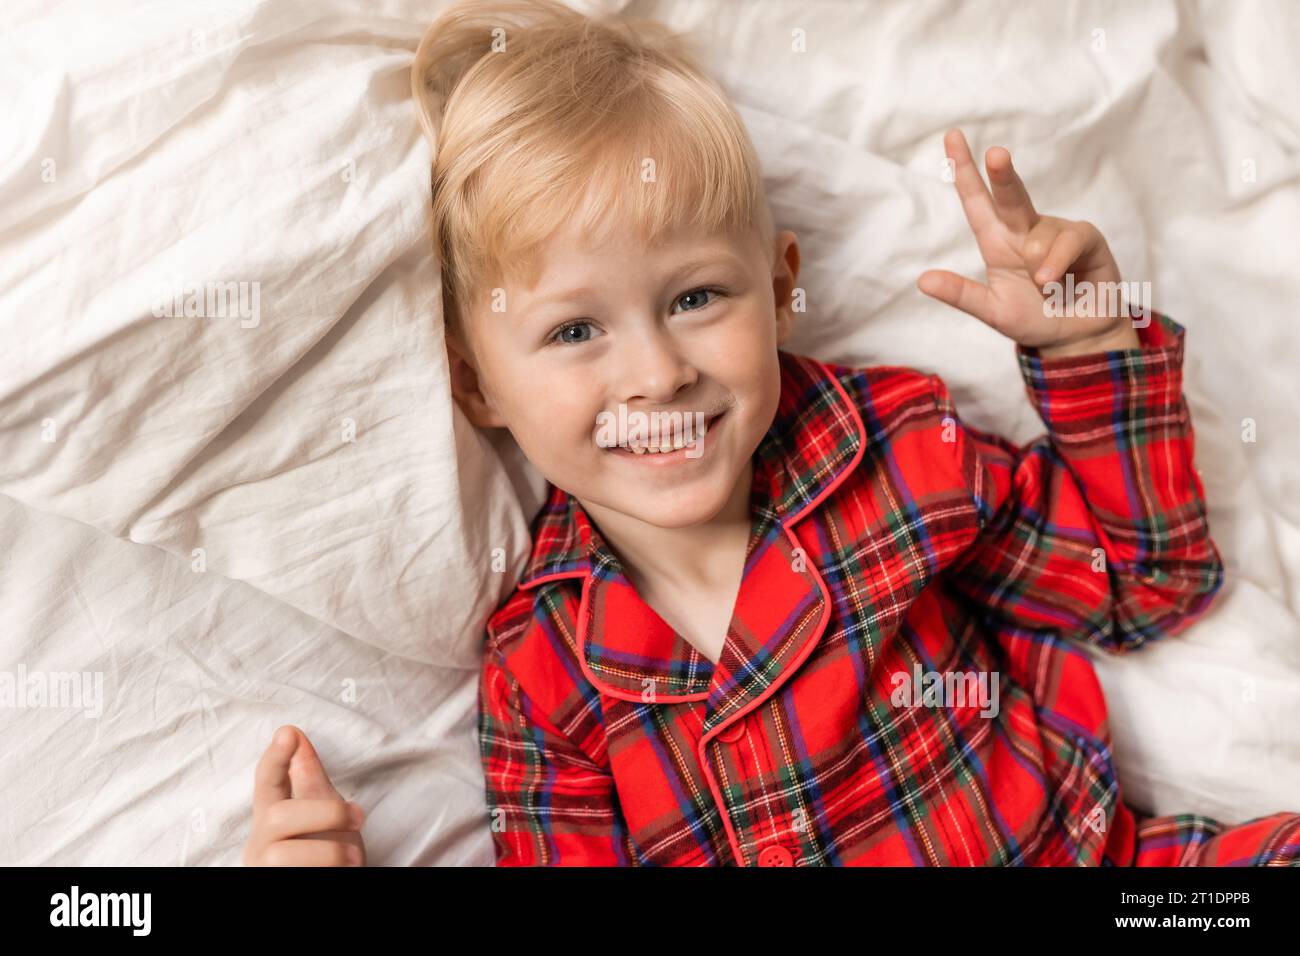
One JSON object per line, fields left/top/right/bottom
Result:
{"left": 478, "top": 650, "right": 639, "bottom": 865}
{"left": 933, "top": 309, "right": 1224, "bottom": 653}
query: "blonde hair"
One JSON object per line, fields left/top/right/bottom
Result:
{"left": 410, "top": 0, "right": 775, "bottom": 333}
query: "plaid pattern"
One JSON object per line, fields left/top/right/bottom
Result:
{"left": 1127, "top": 811, "right": 1300, "bottom": 867}
{"left": 478, "top": 310, "right": 1296, "bottom": 866}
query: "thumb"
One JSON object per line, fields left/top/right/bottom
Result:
{"left": 287, "top": 728, "right": 343, "bottom": 801}
{"left": 917, "top": 270, "right": 994, "bottom": 326}
{"left": 252, "top": 724, "right": 296, "bottom": 815}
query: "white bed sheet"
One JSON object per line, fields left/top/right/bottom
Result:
{"left": 0, "top": 0, "right": 1296, "bottom": 865}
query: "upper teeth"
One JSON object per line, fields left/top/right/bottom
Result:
{"left": 619, "top": 417, "right": 712, "bottom": 454}
{"left": 626, "top": 435, "right": 688, "bottom": 454}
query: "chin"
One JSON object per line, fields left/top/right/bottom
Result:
{"left": 618, "top": 475, "right": 738, "bottom": 529}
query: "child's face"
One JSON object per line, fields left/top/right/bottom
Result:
{"left": 449, "top": 217, "right": 800, "bottom": 530}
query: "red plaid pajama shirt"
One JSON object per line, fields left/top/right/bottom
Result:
{"left": 477, "top": 310, "right": 1300, "bottom": 866}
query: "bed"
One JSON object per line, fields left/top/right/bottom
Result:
{"left": 1, "top": 0, "right": 1296, "bottom": 865}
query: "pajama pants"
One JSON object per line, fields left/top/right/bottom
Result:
{"left": 1109, "top": 806, "right": 1300, "bottom": 866}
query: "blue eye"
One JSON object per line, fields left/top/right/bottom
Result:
{"left": 673, "top": 288, "right": 720, "bottom": 313}
{"left": 549, "top": 321, "right": 595, "bottom": 346}
{"left": 547, "top": 289, "right": 723, "bottom": 346}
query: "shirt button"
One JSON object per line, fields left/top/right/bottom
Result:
{"left": 717, "top": 719, "right": 746, "bottom": 743}
{"left": 758, "top": 845, "right": 794, "bottom": 867}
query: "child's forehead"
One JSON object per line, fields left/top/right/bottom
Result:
{"left": 522, "top": 221, "right": 759, "bottom": 288}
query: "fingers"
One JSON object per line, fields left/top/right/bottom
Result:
{"left": 246, "top": 725, "right": 366, "bottom": 868}
{"left": 985, "top": 146, "right": 1038, "bottom": 234}
{"left": 252, "top": 725, "right": 297, "bottom": 816}
{"left": 917, "top": 270, "right": 994, "bottom": 326}
{"left": 252, "top": 839, "right": 364, "bottom": 867}
{"left": 287, "top": 727, "right": 342, "bottom": 801}
{"left": 1033, "top": 229, "right": 1086, "bottom": 287}
{"left": 943, "top": 129, "right": 998, "bottom": 248}
{"left": 1024, "top": 219, "right": 1100, "bottom": 286}
{"left": 258, "top": 798, "right": 365, "bottom": 845}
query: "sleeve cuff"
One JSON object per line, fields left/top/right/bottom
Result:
{"left": 1014, "top": 310, "right": 1188, "bottom": 442}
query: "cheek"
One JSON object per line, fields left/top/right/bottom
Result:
{"left": 731, "top": 338, "right": 782, "bottom": 442}
{"left": 723, "top": 315, "right": 781, "bottom": 395}
{"left": 504, "top": 381, "right": 596, "bottom": 460}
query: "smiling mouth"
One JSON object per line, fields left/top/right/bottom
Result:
{"left": 602, "top": 410, "right": 726, "bottom": 459}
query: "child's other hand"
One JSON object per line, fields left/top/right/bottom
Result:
{"left": 242, "top": 725, "right": 367, "bottom": 867}
{"left": 917, "top": 128, "right": 1139, "bottom": 357}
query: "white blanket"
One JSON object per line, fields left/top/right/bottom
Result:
{"left": 1, "top": 0, "right": 1296, "bottom": 865}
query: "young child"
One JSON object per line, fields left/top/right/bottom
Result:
{"left": 242, "top": 0, "right": 1299, "bottom": 867}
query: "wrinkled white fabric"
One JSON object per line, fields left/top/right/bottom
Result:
{"left": 0, "top": 0, "right": 1295, "bottom": 864}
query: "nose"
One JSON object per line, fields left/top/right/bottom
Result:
{"left": 613, "top": 325, "right": 698, "bottom": 407}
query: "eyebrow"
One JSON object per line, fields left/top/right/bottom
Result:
{"left": 518, "top": 252, "right": 746, "bottom": 323}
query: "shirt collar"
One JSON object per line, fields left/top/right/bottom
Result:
{"left": 516, "top": 349, "right": 866, "bottom": 590}
{"left": 514, "top": 350, "right": 867, "bottom": 717}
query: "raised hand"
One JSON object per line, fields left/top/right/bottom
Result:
{"left": 242, "top": 725, "right": 367, "bottom": 867}
{"left": 917, "top": 128, "right": 1139, "bottom": 358}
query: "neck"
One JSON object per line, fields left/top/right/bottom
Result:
{"left": 578, "top": 459, "right": 754, "bottom": 592}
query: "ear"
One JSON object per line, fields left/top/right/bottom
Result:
{"left": 445, "top": 323, "right": 508, "bottom": 429}
{"left": 771, "top": 230, "right": 801, "bottom": 347}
